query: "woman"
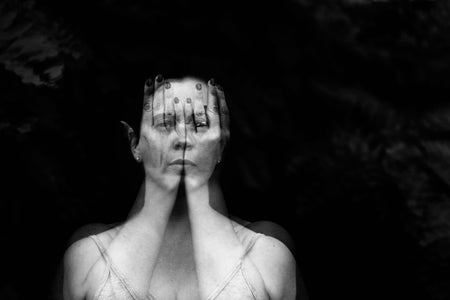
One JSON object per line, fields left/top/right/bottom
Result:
{"left": 63, "top": 75, "right": 301, "bottom": 300}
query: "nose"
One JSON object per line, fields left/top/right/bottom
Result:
{"left": 171, "top": 128, "right": 193, "bottom": 151}
{"left": 172, "top": 101, "right": 195, "bottom": 151}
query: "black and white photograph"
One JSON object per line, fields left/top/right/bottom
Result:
{"left": 1, "top": 0, "right": 450, "bottom": 299}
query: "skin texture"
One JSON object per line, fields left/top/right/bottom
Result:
{"left": 62, "top": 76, "right": 300, "bottom": 300}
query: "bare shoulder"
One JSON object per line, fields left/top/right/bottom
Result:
{"left": 247, "top": 220, "right": 296, "bottom": 255}
{"left": 64, "top": 222, "right": 121, "bottom": 270}
{"left": 248, "top": 223, "right": 297, "bottom": 271}
{"left": 62, "top": 223, "right": 121, "bottom": 300}
{"left": 249, "top": 234, "right": 297, "bottom": 300}
{"left": 245, "top": 221, "right": 297, "bottom": 300}
{"left": 63, "top": 236, "right": 102, "bottom": 300}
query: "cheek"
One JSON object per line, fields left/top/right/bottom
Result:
{"left": 188, "top": 141, "right": 220, "bottom": 160}
{"left": 139, "top": 136, "right": 171, "bottom": 157}
{"left": 186, "top": 131, "right": 199, "bottom": 144}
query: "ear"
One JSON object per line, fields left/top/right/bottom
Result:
{"left": 120, "top": 121, "right": 140, "bottom": 160}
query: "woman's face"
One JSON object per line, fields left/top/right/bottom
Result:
{"left": 138, "top": 77, "right": 213, "bottom": 175}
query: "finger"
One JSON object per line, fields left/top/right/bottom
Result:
{"left": 216, "top": 84, "right": 230, "bottom": 139}
{"left": 163, "top": 80, "right": 175, "bottom": 129}
{"left": 144, "top": 77, "right": 153, "bottom": 99}
{"left": 193, "top": 82, "right": 207, "bottom": 131}
{"left": 185, "top": 97, "right": 195, "bottom": 132}
{"left": 142, "top": 77, "right": 154, "bottom": 126}
{"left": 155, "top": 74, "right": 164, "bottom": 89}
{"left": 192, "top": 99, "right": 207, "bottom": 132}
{"left": 173, "top": 96, "right": 185, "bottom": 132}
{"left": 206, "top": 79, "right": 220, "bottom": 131}
{"left": 152, "top": 74, "right": 165, "bottom": 128}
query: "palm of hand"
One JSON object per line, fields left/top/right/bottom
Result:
{"left": 183, "top": 84, "right": 229, "bottom": 189}
{"left": 125, "top": 76, "right": 230, "bottom": 192}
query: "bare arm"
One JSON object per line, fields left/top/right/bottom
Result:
{"left": 183, "top": 81, "right": 269, "bottom": 298}
{"left": 100, "top": 75, "right": 182, "bottom": 298}
{"left": 104, "top": 182, "right": 177, "bottom": 298}
{"left": 63, "top": 75, "right": 180, "bottom": 299}
{"left": 187, "top": 187, "right": 249, "bottom": 298}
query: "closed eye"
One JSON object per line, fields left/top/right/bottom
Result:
{"left": 165, "top": 120, "right": 175, "bottom": 129}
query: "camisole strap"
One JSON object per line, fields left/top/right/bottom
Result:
{"left": 89, "top": 235, "right": 113, "bottom": 300}
{"left": 207, "top": 233, "right": 264, "bottom": 300}
{"left": 89, "top": 235, "right": 107, "bottom": 259}
{"left": 232, "top": 223, "right": 246, "bottom": 234}
{"left": 243, "top": 233, "right": 263, "bottom": 256}
{"left": 88, "top": 235, "right": 156, "bottom": 300}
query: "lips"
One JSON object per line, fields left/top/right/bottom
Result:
{"left": 169, "top": 159, "right": 195, "bottom": 166}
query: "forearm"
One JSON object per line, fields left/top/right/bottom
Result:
{"left": 102, "top": 179, "right": 176, "bottom": 297}
{"left": 187, "top": 185, "right": 244, "bottom": 298}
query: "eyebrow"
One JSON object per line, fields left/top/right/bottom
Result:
{"left": 153, "top": 113, "right": 175, "bottom": 122}
{"left": 153, "top": 113, "right": 165, "bottom": 119}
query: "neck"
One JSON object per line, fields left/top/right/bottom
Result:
{"left": 127, "top": 174, "right": 228, "bottom": 230}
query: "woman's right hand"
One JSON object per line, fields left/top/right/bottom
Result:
{"left": 122, "top": 75, "right": 181, "bottom": 192}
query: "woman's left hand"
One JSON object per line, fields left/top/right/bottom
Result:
{"left": 183, "top": 80, "right": 230, "bottom": 190}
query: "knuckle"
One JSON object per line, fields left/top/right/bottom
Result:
{"left": 185, "top": 115, "right": 194, "bottom": 124}
{"left": 195, "top": 112, "right": 206, "bottom": 120}
{"left": 143, "top": 102, "right": 151, "bottom": 111}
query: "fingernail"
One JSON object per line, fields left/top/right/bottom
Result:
{"left": 209, "top": 78, "right": 216, "bottom": 86}
{"left": 195, "top": 83, "right": 202, "bottom": 91}
{"left": 156, "top": 74, "right": 163, "bottom": 82}
{"left": 186, "top": 97, "right": 192, "bottom": 104}
{"left": 165, "top": 81, "right": 171, "bottom": 89}
{"left": 145, "top": 78, "right": 153, "bottom": 87}
{"left": 174, "top": 97, "right": 180, "bottom": 103}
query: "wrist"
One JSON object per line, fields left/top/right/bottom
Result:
{"left": 184, "top": 176, "right": 210, "bottom": 193}
{"left": 185, "top": 183, "right": 210, "bottom": 204}
{"left": 139, "top": 177, "right": 178, "bottom": 211}
{"left": 144, "top": 173, "right": 180, "bottom": 194}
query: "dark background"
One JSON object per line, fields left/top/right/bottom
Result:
{"left": 1, "top": 0, "right": 450, "bottom": 299}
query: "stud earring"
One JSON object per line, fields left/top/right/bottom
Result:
{"left": 136, "top": 156, "right": 141, "bottom": 162}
